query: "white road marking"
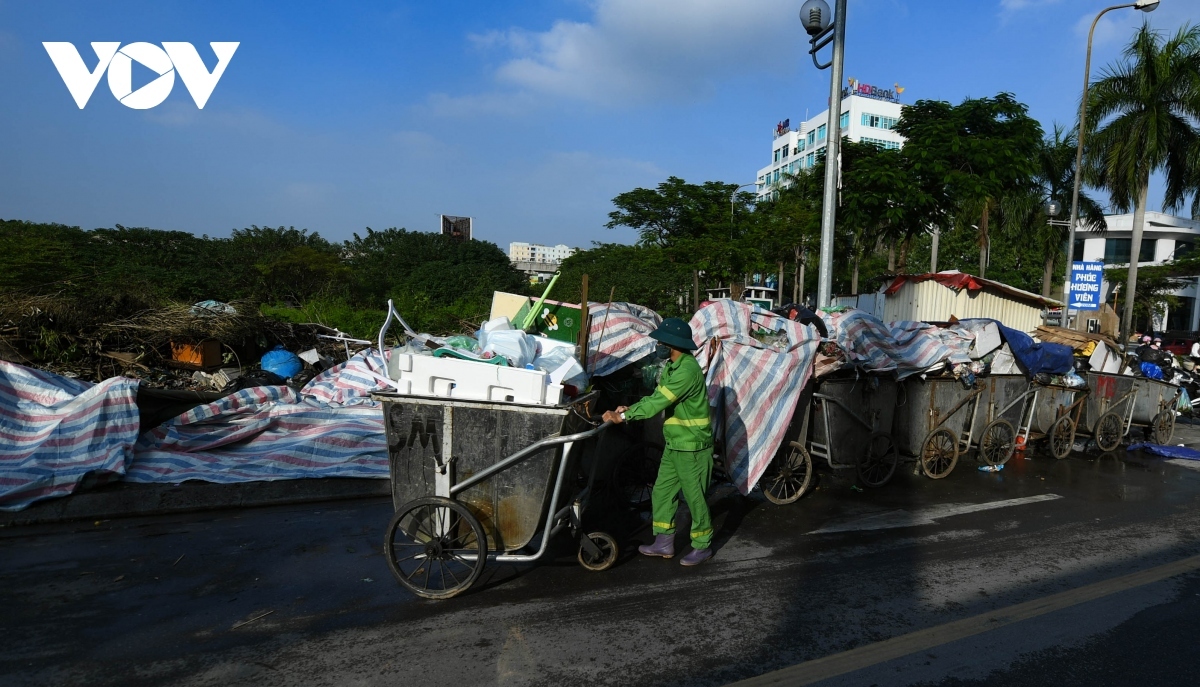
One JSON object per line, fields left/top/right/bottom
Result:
{"left": 806, "top": 494, "right": 1063, "bottom": 534}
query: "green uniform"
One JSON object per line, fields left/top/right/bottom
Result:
{"left": 624, "top": 354, "right": 714, "bottom": 549}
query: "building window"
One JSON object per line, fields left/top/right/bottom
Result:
{"left": 773, "top": 149, "right": 780, "bottom": 162}
{"left": 817, "top": 124, "right": 827, "bottom": 142}
{"left": 1169, "top": 296, "right": 1195, "bottom": 330}
{"left": 1103, "top": 238, "right": 1156, "bottom": 264}
{"left": 839, "top": 112, "right": 849, "bottom": 129}
{"left": 781, "top": 146, "right": 789, "bottom": 159}
{"left": 1173, "top": 240, "right": 1194, "bottom": 260}
{"left": 860, "top": 137, "right": 900, "bottom": 150}
{"left": 807, "top": 131, "right": 816, "bottom": 146}
{"left": 796, "top": 140, "right": 805, "bottom": 153}
{"left": 807, "top": 152, "right": 815, "bottom": 167}
{"left": 1073, "top": 238, "right": 1085, "bottom": 261}
{"left": 861, "top": 113, "right": 898, "bottom": 129}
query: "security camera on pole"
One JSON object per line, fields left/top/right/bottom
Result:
{"left": 800, "top": 0, "right": 846, "bottom": 309}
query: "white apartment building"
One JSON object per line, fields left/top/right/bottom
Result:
{"left": 756, "top": 78, "right": 905, "bottom": 200}
{"left": 508, "top": 242, "right": 577, "bottom": 264}
{"left": 1075, "top": 211, "right": 1200, "bottom": 331}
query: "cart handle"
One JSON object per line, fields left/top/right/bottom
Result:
{"left": 450, "top": 421, "right": 614, "bottom": 496}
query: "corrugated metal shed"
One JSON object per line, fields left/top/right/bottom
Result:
{"left": 880, "top": 273, "right": 1061, "bottom": 332}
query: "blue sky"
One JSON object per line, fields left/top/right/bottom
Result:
{"left": 0, "top": 0, "right": 1194, "bottom": 250}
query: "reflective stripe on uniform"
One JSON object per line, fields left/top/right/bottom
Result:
{"left": 653, "top": 521, "right": 675, "bottom": 530}
{"left": 657, "top": 385, "right": 677, "bottom": 401}
{"left": 664, "top": 416, "right": 710, "bottom": 427}
{"left": 690, "top": 528, "right": 712, "bottom": 538}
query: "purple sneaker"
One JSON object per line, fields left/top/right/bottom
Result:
{"left": 680, "top": 547, "right": 713, "bottom": 566}
{"left": 638, "top": 534, "right": 675, "bottom": 558}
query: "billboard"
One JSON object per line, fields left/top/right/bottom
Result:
{"left": 1069, "top": 261, "right": 1103, "bottom": 311}
{"left": 440, "top": 215, "right": 472, "bottom": 241}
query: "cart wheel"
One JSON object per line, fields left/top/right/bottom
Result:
{"left": 384, "top": 496, "right": 486, "bottom": 600}
{"left": 979, "top": 419, "right": 1016, "bottom": 466}
{"left": 577, "top": 532, "right": 619, "bottom": 572}
{"left": 762, "top": 441, "right": 813, "bottom": 505}
{"left": 858, "top": 431, "right": 899, "bottom": 487}
{"left": 612, "top": 442, "right": 660, "bottom": 509}
{"left": 920, "top": 428, "right": 959, "bottom": 479}
{"left": 1151, "top": 411, "right": 1175, "bottom": 445}
{"left": 1049, "top": 415, "right": 1077, "bottom": 458}
{"left": 1094, "top": 411, "right": 1123, "bottom": 452}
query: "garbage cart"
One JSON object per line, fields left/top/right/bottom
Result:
{"left": 894, "top": 376, "right": 984, "bottom": 479}
{"left": 965, "top": 374, "right": 1030, "bottom": 466}
{"left": 376, "top": 391, "right": 614, "bottom": 599}
{"left": 1081, "top": 372, "right": 1180, "bottom": 451}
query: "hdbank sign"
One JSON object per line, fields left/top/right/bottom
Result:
{"left": 43, "top": 42, "right": 239, "bottom": 109}
{"left": 1069, "top": 261, "right": 1104, "bottom": 311}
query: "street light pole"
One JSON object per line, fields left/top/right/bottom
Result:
{"left": 800, "top": 0, "right": 846, "bottom": 309}
{"left": 1064, "top": 0, "right": 1160, "bottom": 339}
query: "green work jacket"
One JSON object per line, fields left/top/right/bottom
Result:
{"left": 624, "top": 354, "right": 713, "bottom": 452}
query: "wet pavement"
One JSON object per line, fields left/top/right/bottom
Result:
{"left": 4, "top": 429, "right": 1200, "bottom": 686}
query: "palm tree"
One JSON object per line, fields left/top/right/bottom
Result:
{"left": 1086, "top": 22, "right": 1200, "bottom": 339}
{"left": 1031, "top": 124, "right": 1108, "bottom": 297}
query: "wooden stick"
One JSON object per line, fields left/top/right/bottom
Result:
{"left": 577, "top": 274, "right": 590, "bottom": 367}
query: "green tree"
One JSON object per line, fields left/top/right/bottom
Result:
{"left": 1086, "top": 22, "right": 1200, "bottom": 338}
{"left": 897, "top": 93, "right": 1043, "bottom": 278}
{"left": 556, "top": 243, "right": 692, "bottom": 316}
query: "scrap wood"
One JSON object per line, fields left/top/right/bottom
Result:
{"left": 1034, "top": 326, "right": 1120, "bottom": 352}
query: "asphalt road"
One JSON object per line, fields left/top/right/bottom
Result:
{"left": 4, "top": 438, "right": 1200, "bottom": 686}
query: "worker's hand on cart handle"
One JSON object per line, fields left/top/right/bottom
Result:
{"left": 602, "top": 409, "right": 625, "bottom": 425}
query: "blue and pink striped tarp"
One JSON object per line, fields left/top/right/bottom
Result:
{"left": 691, "top": 300, "right": 821, "bottom": 495}
{"left": 586, "top": 302, "right": 662, "bottom": 378}
{"left": 128, "top": 352, "right": 390, "bottom": 484}
{"left": 819, "top": 309, "right": 973, "bottom": 378}
{"left": 0, "top": 361, "right": 140, "bottom": 511}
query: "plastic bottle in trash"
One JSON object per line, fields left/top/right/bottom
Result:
{"left": 978, "top": 464, "right": 1004, "bottom": 473}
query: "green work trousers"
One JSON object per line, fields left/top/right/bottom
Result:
{"left": 651, "top": 447, "right": 714, "bottom": 549}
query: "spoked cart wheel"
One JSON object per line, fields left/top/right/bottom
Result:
{"left": 1151, "top": 411, "right": 1175, "bottom": 445}
{"left": 920, "top": 427, "right": 959, "bottom": 479}
{"left": 577, "top": 532, "right": 619, "bottom": 571}
{"left": 979, "top": 419, "right": 1016, "bottom": 466}
{"left": 762, "top": 441, "right": 813, "bottom": 504}
{"left": 384, "top": 496, "right": 487, "bottom": 600}
{"left": 858, "top": 431, "right": 899, "bottom": 487}
{"left": 1094, "top": 411, "right": 1124, "bottom": 452}
{"left": 1049, "top": 414, "right": 1078, "bottom": 458}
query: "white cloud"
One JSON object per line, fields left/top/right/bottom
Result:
{"left": 460, "top": 0, "right": 801, "bottom": 108}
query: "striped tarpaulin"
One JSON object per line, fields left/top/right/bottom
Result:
{"left": 0, "top": 361, "right": 140, "bottom": 511}
{"left": 691, "top": 300, "right": 821, "bottom": 495}
{"left": 819, "top": 309, "right": 973, "bottom": 378}
{"left": 127, "top": 352, "right": 390, "bottom": 483}
{"left": 586, "top": 302, "right": 662, "bottom": 378}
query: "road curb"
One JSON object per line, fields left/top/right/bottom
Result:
{"left": 0, "top": 478, "right": 391, "bottom": 528}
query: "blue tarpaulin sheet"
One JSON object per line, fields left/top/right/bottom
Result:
{"left": 1127, "top": 443, "right": 1200, "bottom": 460}
{"left": 959, "top": 319, "right": 1074, "bottom": 377}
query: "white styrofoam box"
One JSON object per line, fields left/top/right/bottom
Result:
{"left": 990, "top": 344, "right": 1019, "bottom": 375}
{"left": 387, "top": 351, "right": 549, "bottom": 405}
{"left": 970, "top": 322, "right": 1002, "bottom": 359}
{"left": 545, "top": 383, "right": 564, "bottom": 406}
{"left": 531, "top": 335, "right": 576, "bottom": 357}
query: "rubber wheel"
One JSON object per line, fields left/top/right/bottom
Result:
{"left": 612, "top": 442, "right": 660, "bottom": 510}
{"left": 577, "top": 532, "right": 618, "bottom": 571}
{"left": 979, "top": 419, "right": 1016, "bottom": 466}
{"left": 762, "top": 441, "right": 813, "bottom": 505}
{"left": 920, "top": 427, "right": 959, "bottom": 479}
{"left": 384, "top": 496, "right": 486, "bottom": 600}
{"left": 1094, "top": 411, "right": 1123, "bottom": 452}
{"left": 1048, "top": 415, "right": 1077, "bottom": 458}
{"left": 858, "top": 431, "right": 899, "bottom": 487}
{"left": 1151, "top": 411, "right": 1175, "bottom": 445}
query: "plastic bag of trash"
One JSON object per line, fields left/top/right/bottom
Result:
{"left": 261, "top": 345, "right": 303, "bottom": 378}
{"left": 443, "top": 335, "right": 480, "bottom": 354}
{"left": 533, "top": 347, "right": 588, "bottom": 390}
{"left": 480, "top": 329, "right": 536, "bottom": 367}
{"left": 190, "top": 300, "right": 237, "bottom": 317}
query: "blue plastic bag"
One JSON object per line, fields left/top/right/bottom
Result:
{"left": 1139, "top": 362, "right": 1164, "bottom": 380}
{"left": 261, "top": 345, "right": 302, "bottom": 379}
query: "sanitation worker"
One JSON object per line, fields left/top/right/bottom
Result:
{"left": 602, "top": 317, "right": 715, "bottom": 566}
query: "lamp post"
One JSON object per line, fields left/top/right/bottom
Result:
{"left": 1064, "top": 0, "right": 1160, "bottom": 339}
{"left": 800, "top": 0, "right": 846, "bottom": 308}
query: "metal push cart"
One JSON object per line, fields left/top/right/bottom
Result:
{"left": 1080, "top": 371, "right": 1179, "bottom": 451}
{"left": 894, "top": 376, "right": 984, "bottom": 479}
{"left": 375, "top": 391, "right": 615, "bottom": 599}
{"left": 964, "top": 374, "right": 1030, "bottom": 466}
{"left": 760, "top": 374, "right": 901, "bottom": 504}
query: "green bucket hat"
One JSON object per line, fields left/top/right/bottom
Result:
{"left": 650, "top": 317, "right": 698, "bottom": 351}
